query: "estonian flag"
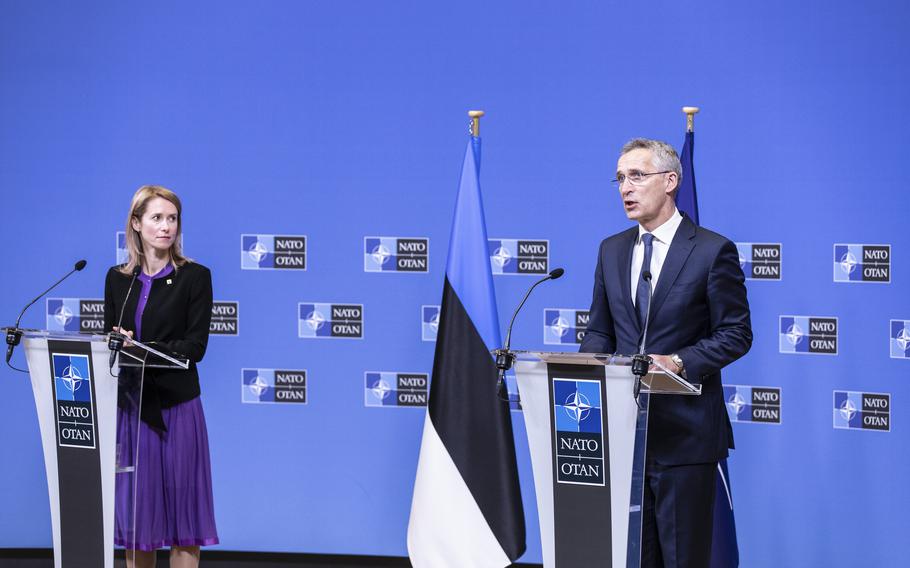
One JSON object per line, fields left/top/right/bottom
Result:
{"left": 407, "top": 134, "right": 526, "bottom": 567}
{"left": 677, "top": 129, "right": 740, "bottom": 568}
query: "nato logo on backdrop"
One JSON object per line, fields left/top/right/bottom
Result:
{"left": 364, "top": 237, "right": 429, "bottom": 272}
{"left": 51, "top": 353, "right": 96, "bottom": 449}
{"left": 242, "top": 369, "right": 307, "bottom": 404}
{"left": 552, "top": 378, "right": 606, "bottom": 486}
{"left": 116, "top": 231, "right": 129, "bottom": 265}
{"left": 890, "top": 320, "right": 910, "bottom": 359}
{"left": 364, "top": 372, "right": 428, "bottom": 407}
{"left": 833, "top": 391, "right": 890, "bottom": 431}
{"left": 46, "top": 299, "right": 105, "bottom": 333}
{"left": 779, "top": 315, "right": 838, "bottom": 355}
{"left": 210, "top": 302, "right": 240, "bottom": 335}
{"left": 489, "top": 238, "right": 549, "bottom": 275}
{"left": 724, "top": 385, "right": 782, "bottom": 424}
{"left": 421, "top": 305, "right": 440, "bottom": 342}
{"left": 241, "top": 234, "right": 307, "bottom": 270}
{"left": 544, "top": 309, "right": 589, "bottom": 345}
{"left": 833, "top": 244, "right": 890, "bottom": 283}
{"left": 298, "top": 303, "right": 363, "bottom": 339}
{"left": 736, "top": 243, "right": 782, "bottom": 280}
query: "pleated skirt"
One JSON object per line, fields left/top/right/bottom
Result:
{"left": 114, "top": 397, "right": 219, "bottom": 551}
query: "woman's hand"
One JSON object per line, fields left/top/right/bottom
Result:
{"left": 111, "top": 326, "right": 134, "bottom": 346}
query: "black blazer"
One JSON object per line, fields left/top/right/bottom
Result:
{"left": 580, "top": 215, "right": 752, "bottom": 465}
{"left": 104, "top": 262, "right": 213, "bottom": 429}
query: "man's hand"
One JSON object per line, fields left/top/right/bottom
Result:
{"left": 649, "top": 354, "right": 681, "bottom": 374}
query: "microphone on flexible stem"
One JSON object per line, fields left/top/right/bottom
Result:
{"left": 108, "top": 266, "right": 141, "bottom": 369}
{"left": 495, "top": 267, "right": 565, "bottom": 399}
{"left": 6, "top": 260, "right": 88, "bottom": 371}
{"left": 632, "top": 271, "right": 654, "bottom": 404}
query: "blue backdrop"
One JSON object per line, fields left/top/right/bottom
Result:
{"left": 2, "top": 2, "right": 908, "bottom": 566}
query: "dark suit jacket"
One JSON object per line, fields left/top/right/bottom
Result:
{"left": 104, "top": 262, "right": 213, "bottom": 429}
{"left": 580, "top": 214, "right": 752, "bottom": 465}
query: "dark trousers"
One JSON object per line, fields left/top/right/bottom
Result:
{"left": 640, "top": 460, "right": 717, "bottom": 568}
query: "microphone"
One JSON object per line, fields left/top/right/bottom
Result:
{"left": 6, "top": 260, "right": 88, "bottom": 369}
{"left": 108, "top": 266, "right": 141, "bottom": 369}
{"left": 495, "top": 267, "right": 565, "bottom": 398}
{"left": 632, "top": 270, "right": 654, "bottom": 401}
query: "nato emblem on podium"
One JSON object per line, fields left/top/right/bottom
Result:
{"left": 553, "top": 378, "right": 605, "bottom": 485}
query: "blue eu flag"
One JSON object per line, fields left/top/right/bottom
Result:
{"left": 677, "top": 129, "right": 739, "bottom": 568}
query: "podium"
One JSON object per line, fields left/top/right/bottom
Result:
{"left": 512, "top": 351, "right": 700, "bottom": 568}
{"left": 10, "top": 328, "right": 187, "bottom": 568}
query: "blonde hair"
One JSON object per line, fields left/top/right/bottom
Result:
{"left": 119, "top": 185, "right": 190, "bottom": 275}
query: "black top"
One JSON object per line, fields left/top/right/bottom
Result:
{"left": 104, "top": 261, "right": 213, "bottom": 429}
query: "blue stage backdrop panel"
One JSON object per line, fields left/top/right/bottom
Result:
{"left": 1, "top": 1, "right": 908, "bottom": 565}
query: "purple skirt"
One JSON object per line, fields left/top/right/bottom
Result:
{"left": 115, "top": 396, "right": 219, "bottom": 551}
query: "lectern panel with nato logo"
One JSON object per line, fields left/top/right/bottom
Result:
{"left": 10, "top": 328, "right": 187, "bottom": 568}
{"left": 511, "top": 351, "right": 700, "bottom": 567}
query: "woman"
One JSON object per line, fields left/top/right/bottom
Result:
{"left": 103, "top": 185, "right": 218, "bottom": 568}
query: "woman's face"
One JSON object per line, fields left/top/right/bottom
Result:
{"left": 131, "top": 197, "right": 179, "bottom": 257}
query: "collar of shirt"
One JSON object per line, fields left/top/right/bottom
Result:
{"left": 138, "top": 263, "right": 174, "bottom": 283}
{"left": 638, "top": 208, "right": 683, "bottom": 247}
{"left": 631, "top": 209, "right": 683, "bottom": 303}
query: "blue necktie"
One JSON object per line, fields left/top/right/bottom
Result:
{"left": 636, "top": 233, "right": 654, "bottom": 327}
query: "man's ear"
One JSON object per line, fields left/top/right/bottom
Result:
{"left": 665, "top": 172, "right": 679, "bottom": 195}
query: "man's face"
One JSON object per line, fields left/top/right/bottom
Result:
{"left": 616, "top": 148, "right": 676, "bottom": 229}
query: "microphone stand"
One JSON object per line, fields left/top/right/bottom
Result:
{"left": 495, "top": 268, "right": 565, "bottom": 400}
{"left": 632, "top": 271, "right": 654, "bottom": 408}
{"left": 108, "top": 266, "right": 142, "bottom": 370}
{"left": 5, "top": 260, "right": 87, "bottom": 372}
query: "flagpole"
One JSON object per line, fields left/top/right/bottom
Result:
{"left": 469, "top": 110, "right": 485, "bottom": 136}
{"left": 682, "top": 106, "right": 699, "bottom": 133}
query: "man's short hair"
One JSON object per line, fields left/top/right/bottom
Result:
{"left": 620, "top": 138, "right": 682, "bottom": 192}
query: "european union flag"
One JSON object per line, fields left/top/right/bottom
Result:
{"left": 677, "top": 130, "right": 700, "bottom": 224}
{"left": 678, "top": 127, "right": 739, "bottom": 568}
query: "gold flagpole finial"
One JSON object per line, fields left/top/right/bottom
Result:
{"left": 682, "top": 106, "right": 700, "bottom": 133}
{"left": 468, "top": 110, "right": 485, "bottom": 137}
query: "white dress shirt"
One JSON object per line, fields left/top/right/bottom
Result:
{"left": 630, "top": 209, "right": 684, "bottom": 306}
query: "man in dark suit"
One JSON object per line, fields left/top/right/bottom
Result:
{"left": 580, "top": 138, "right": 752, "bottom": 567}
